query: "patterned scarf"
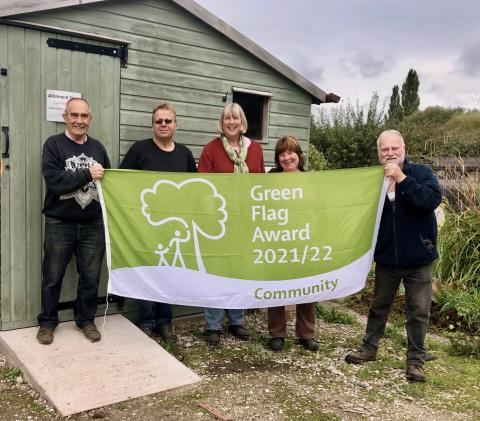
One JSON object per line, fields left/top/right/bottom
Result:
{"left": 220, "top": 135, "right": 249, "bottom": 173}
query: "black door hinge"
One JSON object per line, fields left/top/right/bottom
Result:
{"left": 47, "top": 38, "right": 128, "bottom": 67}
{"left": 0, "top": 68, "right": 7, "bottom": 76}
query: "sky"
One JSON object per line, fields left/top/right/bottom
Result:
{"left": 195, "top": 0, "right": 480, "bottom": 113}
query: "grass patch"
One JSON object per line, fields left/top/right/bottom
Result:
{"left": 315, "top": 304, "right": 357, "bottom": 325}
{"left": 5, "top": 367, "right": 21, "bottom": 381}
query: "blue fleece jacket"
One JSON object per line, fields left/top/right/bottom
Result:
{"left": 374, "top": 159, "right": 442, "bottom": 268}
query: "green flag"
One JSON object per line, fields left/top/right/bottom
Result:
{"left": 99, "top": 167, "right": 385, "bottom": 308}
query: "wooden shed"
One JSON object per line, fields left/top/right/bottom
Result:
{"left": 0, "top": 0, "right": 338, "bottom": 330}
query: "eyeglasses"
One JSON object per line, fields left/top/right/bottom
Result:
{"left": 154, "top": 119, "right": 174, "bottom": 125}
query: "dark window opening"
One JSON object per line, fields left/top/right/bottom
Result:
{"left": 232, "top": 90, "right": 270, "bottom": 142}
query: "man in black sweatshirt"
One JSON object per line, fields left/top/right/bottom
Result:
{"left": 345, "top": 130, "right": 442, "bottom": 383}
{"left": 37, "top": 97, "right": 110, "bottom": 345}
{"left": 120, "top": 103, "right": 196, "bottom": 342}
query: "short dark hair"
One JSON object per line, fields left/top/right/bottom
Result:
{"left": 273, "top": 135, "right": 305, "bottom": 171}
{"left": 152, "top": 103, "right": 177, "bottom": 123}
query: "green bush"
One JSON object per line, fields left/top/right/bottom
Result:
{"left": 310, "top": 101, "right": 480, "bottom": 169}
{"left": 310, "top": 93, "right": 384, "bottom": 169}
{"left": 434, "top": 176, "right": 480, "bottom": 350}
{"left": 307, "top": 143, "right": 327, "bottom": 171}
{"left": 434, "top": 288, "right": 480, "bottom": 335}
{"left": 435, "top": 206, "right": 480, "bottom": 290}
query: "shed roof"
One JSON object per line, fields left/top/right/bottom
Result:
{"left": 0, "top": 0, "right": 339, "bottom": 105}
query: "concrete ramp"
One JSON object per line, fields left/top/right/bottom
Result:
{"left": 0, "top": 314, "right": 201, "bottom": 416}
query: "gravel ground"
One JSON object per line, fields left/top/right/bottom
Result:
{"left": 0, "top": 306, "right": 477, "bottom": 421}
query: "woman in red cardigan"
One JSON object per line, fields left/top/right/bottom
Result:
{"left": 198, "top": 103, "right": 265, "bottom": 346}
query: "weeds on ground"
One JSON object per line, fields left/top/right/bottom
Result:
{"left": 445, "top": 332, "right": 480, "bottom": 357}
{"left": 5, "top": 367, "right": 22, "bottom": 381}
{"left": 315, "top": 304, "right": 357, "bottom": 325}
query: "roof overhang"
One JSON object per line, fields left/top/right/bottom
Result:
{"left": 0, "top": 0, "right": 340, "bottom": 104}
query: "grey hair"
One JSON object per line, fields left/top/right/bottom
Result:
{"left": 376, "top": 129, "right": 405, "bottom": 149}
{"left": 64, "top": 97, "right": 91, "bottom": 115}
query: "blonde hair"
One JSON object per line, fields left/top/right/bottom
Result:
{"left": 217, "top": 103, "right": 248, "bottom": 135}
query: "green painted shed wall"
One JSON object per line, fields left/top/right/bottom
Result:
{"left": 1, "top": 0, "right": 315, "bottom": 329}
{"left": 17, "top": 0, "right": 313, "bottom": 164}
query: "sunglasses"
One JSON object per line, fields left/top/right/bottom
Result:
{"left": 154, "top": 119, "right": 174, "bottom": 125}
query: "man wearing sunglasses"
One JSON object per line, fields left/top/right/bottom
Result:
{"left": 120, "top": 103, "right": 197, "bottom": 341}
{"left": 37, "top": 97, "right": 110, "bottom": 345}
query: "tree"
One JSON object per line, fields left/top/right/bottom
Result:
{"left": 401, "top": 69, "right": 420, "bottom": 117}
{"left": 141, "top": 178, "right": 228, "bottom": 272}
{"left": 387, "top": 85, "right": 403, "bottom": 121}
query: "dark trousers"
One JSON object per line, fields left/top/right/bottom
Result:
{"left": 37, "top": 218, "right": 105, "bottom": 329}
{"left": 137, "top": 300, "right": 173, "bottom": 328}
{"left": 268, "top": 303, "right": 316, "bottom": 339}
{"left": 362, "top": 262, "right": 433, "bottom": 365}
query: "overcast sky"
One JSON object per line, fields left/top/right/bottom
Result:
{"left": 195, "top": 0, "right": 480, "bottom": 113}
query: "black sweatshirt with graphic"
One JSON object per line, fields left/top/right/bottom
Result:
{"left": 42, "top": 133, "right": 111, "bottom": 222}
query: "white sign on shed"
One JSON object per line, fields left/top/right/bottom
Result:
{"left": 46, "top": 90, "right": 81, "bottom": 122}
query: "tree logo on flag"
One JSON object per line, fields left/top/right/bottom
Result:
{"left": 140, "top": 178, "right": 228, "bottom": 272}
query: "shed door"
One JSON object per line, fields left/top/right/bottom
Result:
{"left": 0, "top": 25, "right": 120, "bottom": 330}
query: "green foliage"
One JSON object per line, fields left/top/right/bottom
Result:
{"left": 307, "top": 142, "right": 327, "bottom": 171}
{"left": 434, "top": 182, "right": 480, "bottom": 343}
{"left": 5, "top": 367, "right": 22, "bottom": 381}
{"left": 435, "top": 205, "right": 480, "bottom": 291}
{"left": 310, "top": 93, "right": 384, "bottom": 169}
{"left": 445, "top": 332, "right": 480, "bottom": 358}
{"left": 315, "top": 303, "right": 357, "bottom": 324}
{"left": 387, "top": 85, "right": 403, "bottom": 122}
{"left": 311, "top": 102, "right": 480, "bottom": 169}
{"left": 401, "top": 69, "right": 420, "bottom": 116}
{"left": 397, "top": 107, "right": 480, "bottom": 159}
{"left": 434, "top": 288, "right": 480, "bottom": 335}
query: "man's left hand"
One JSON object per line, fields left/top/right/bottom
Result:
{"left": 384, "top": 163, "right": 406, "bottom": 183}
{"left": 90, "top": 164, "right": 105, "bottom": 180}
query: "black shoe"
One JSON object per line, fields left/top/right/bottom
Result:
{"left": 406, "top": 364, "right": 426, "bottom": 382}
{"left": 425, "top": 353, "right": 438, "bottom": 362}
{"left": 268, "top": 337, "right": 285, "bottom": 351}
{"left": 345, "top": 348, "right": 376, "bottom": 364}
{"left": 299, "top": 338, "right": 319, "bottom": 352}
{"left": 153, "top": 324, "right": 177, "bottom": 342}
{"left": 204, "top": 329, "right": 221, "bottom": 346}
{"left": 228, "top": 324, "right": 250, "bottom": 340}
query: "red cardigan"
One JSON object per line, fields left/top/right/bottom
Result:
{"left": 198, "top": 137, "right": 265, "bottom": 173}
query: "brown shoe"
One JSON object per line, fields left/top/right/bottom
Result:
{"left": 37, "top": 327, "right": 54, "bottom": 345}
{"left": 406, "top": 364, "right": 426, "bottom": 383}
{"left": 345, "top": 348, "right": 376, "bottom": 364}
{"left": 82, "top": 324, "right": 101, "bottom": 342}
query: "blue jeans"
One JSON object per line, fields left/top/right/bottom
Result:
{"left": 137, "top": 300, "right": 172, "bottom": 328}
{"left": 204, "top": 308, "right": 244, "bottom": 331}
{"left": 362, "top": 263, "right": 433, "bottom": 365}
{"left": 37, "top": 217, "right": 105, "bottom": 329}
